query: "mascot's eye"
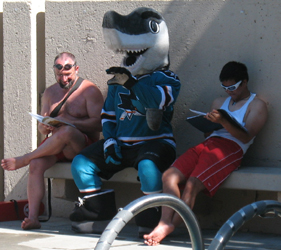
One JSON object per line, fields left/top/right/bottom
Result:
{"left": 149, "top": 20, "right": 160, "bottom": 33}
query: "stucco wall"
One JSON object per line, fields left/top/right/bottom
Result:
{"left": 2, "top": 0, "right": 281, "bottom": 233}
{"left": 2, "top": 0, "right": 45, "bottom": 200}
{"left": 45, "top": 0, "right": 277, "bottom": 165}
{"left": 43, "top": 0, "right": 281, "bottom": 232}
{"left": 3, "top": 1, "right": 34, "bottom": 200}
{"left": 0, "top": 0, "right": 3, "bottom": 201}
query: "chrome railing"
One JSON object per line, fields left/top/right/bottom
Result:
{"left": 95, "top": 193, "right": 204, "bottom": 250}
{"left": 94, "top": 194, "right": 281, "bottom": 250}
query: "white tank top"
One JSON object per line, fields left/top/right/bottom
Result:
{"left": 208, "top": 93, "right": 256, "bottom": 154}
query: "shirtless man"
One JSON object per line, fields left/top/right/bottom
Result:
{"left": 1, "top": 52, "right": 104, "bottom": 230}
{"left": 144, "top": 61, "right": 268, "bottom": 246}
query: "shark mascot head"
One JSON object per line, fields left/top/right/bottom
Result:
{"left": 102, "top": 7, "right": 169, "bottom": 76}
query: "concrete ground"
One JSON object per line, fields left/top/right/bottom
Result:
{"left": 0, "top": 217, "right": 281, "bottom": 250}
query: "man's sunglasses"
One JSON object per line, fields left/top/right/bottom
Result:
{"left": 221, "top": 80, "right": 242, "bottom": 91}
{"left": 53, "top": 64, "right": 76, "bottom": 71}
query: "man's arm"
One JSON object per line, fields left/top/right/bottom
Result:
{"left": 238, "top": 98, "right": 267, "bottom": 142}
{"left": 206, "top": 97, "right": 268, "bottom": 143}
{"left": 38, "top": 88, "right": 54, "bottom": 135}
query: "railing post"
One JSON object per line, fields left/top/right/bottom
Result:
{"left": 95, "top": 193, "right": 204, "bottom": 250}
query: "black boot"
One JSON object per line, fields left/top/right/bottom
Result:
{"left": 135, "top": 206, "right": 161, "bottom": 238}
{"left": 69, "top": 189, "right": 117, "bottom": 222}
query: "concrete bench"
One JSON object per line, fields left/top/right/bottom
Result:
{"left": 45, "top": 162, "right": 139, "bottom": 183}
{"left": 44, "top": 163, "right": 281, "bottom": 194}
{"left": 43, "top": 163, "right": 281, "bottom": 235}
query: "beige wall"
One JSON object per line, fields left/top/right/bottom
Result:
{"left": 45, "top": 0, "right": 277, "bottom": 166}
{"left": 0, "top": 0, "right": 3, "bottom": 201}
{"left": 2, "top": 0, "right": 281, "bottom": 233}
{"left": 2, "top": 0, "right": 45, "bottom": 200}
{"left": 43, "top": 1, "right": 281, "bottom": 233}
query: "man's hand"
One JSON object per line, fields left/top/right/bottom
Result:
{"left": 39, "top": 113, "right": 54, "bottom": 135}
{"left": 205, "top": 109, "right": 224, "bottom": 124}
{"left": 103, "top": 138, "right": 123, "bottom": 165}
{"left": 106, "top": 67, "right": 137, "bottom": 89}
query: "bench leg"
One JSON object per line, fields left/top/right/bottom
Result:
{"left": 277, "top": 192, "right": 281, "bottom": 203}
{"left": 40, "top": 178, "right": 52, "bottom": 222}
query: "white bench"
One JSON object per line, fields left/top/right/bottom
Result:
{"left": 45, "top": 162, "right": 139, "bottom": 183}
{"left": 44, "top": 163, "right": 281, "bottom": 196}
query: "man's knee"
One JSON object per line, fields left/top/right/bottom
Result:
{"left": 162, "top": 167, "right": 174, "bottom": 182}
{"left": 55, "top": 125, "right": 76, "bottom": 139}
{"left": 28, "top": 159, "right": 39, "bottom": 175}
{"left": 162, "top": 167, "right": 183, "bottom": 187}
{"left": 28, "top": 159, "right": 47, "bottom": 176}
{"left": 185, "top": 177, "right": 205, "bottom": 195}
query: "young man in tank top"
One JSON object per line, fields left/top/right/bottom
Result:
{"left": 143, "top": 61, "right": 268, "bottom": 246}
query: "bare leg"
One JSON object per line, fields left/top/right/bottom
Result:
{"left": 6, "top": 126, "right": 87, "bottom": 230}
{"left": 144, "top": 167, "right": 185, "bottom": 246}
{"left": 1, "top": 125, "right": 86, "bottom": 171}
{"left": 168, "top": 177, "right": 206, "bottom": 228}
{"left": 144, "top": 172, "right": 205, "bottom": 246}
{"left": 21, "top": 156, "right": 57, "bottom": 230}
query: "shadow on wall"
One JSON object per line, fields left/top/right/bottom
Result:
{"left": 161, "top": 1, "right": 278, "bottom": 166}
{"left": 3, "top": 169, "right": 29, "bottom": 201}
{"left": 37, "top": 12, "right": 46, "bottom": 145}
{"left": 44, "top": 1, "right": 279, "bottom": 166}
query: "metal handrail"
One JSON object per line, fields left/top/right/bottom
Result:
{"left": 94, "top": 193, "right": 204, "bottom": 250}
{"left": 94, "top": 194, "right": 281, "bottom": 250}
{"left": 208, "top": 200, "right": 281, "bottom": 250}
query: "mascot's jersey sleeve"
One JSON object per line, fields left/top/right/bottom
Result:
{"left": 132, "top": 70, "right": 180, "bottom": 110}
{"left": 101, "top": 70, "right": 181, "bottom": 149}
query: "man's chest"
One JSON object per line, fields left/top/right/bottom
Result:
{"left": 50, "top": 91, "right": 87, "bottom": 118}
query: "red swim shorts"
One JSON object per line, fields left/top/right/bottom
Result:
{"left": 40, "top": 134, "right": 94, "bottom": 162}
{"left": 172, "top": 137, "right": 243, "bottom": 196}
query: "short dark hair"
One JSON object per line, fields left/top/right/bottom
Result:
{"left": 54, "top": 52, "right": 76, "bottom": 65}
{"left": 219, "top": 61, "right": 249, "bottom": 83}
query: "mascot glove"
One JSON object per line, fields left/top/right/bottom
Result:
{"left": 103, "top": 138, "right": 123, "bottom": 165}
{"left": 106, "top": 67, "right": 137, "bottom": 89}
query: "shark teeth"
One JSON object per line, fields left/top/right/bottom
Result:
{"left": 116, "top": 48, "right": 148, "bottom": 54}
{"left": 127, "top": 48, "right": 147, "bottom": 53}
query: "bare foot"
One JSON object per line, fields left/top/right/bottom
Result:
{"left": 1, "top": 156, "right": 30, "bottom": 171}
{"left": 21, "top": 218, "right": 41, "bottom": 230}
{"left": 143, "top": 221, "right": 175, "bottom": 246}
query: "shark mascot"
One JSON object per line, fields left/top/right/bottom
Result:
{"left": 70, "top": 7, "right": 181, "bottom": 236}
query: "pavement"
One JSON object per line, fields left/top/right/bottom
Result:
{"left": 0, "top": 217, "right": 281, "bottom": 250}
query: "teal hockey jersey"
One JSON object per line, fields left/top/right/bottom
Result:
{"left": 101, "top": 70, "right": 181, "bottom": 149}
